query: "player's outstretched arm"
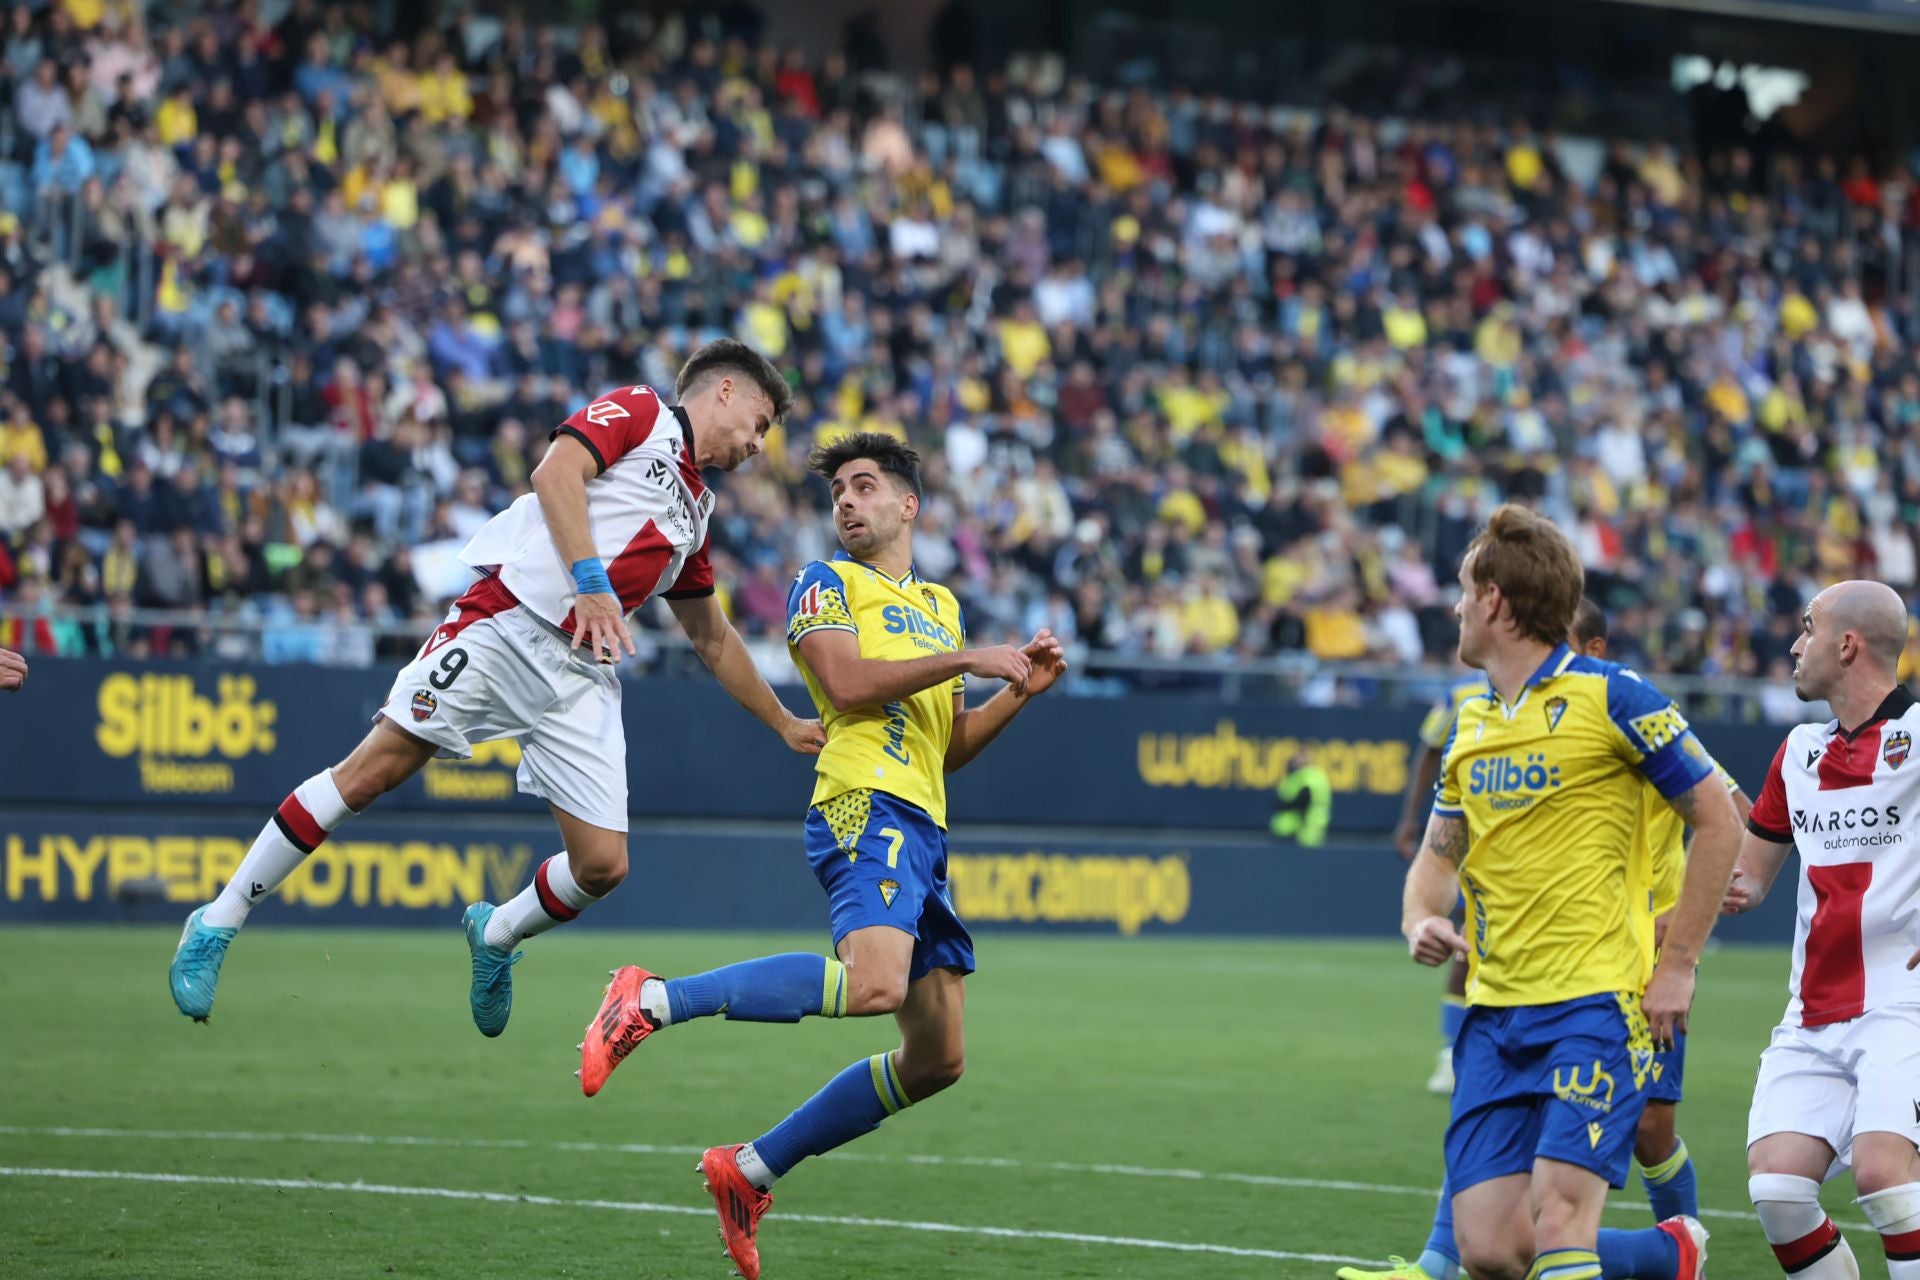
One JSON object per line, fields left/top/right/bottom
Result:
{"left": 532, "top": 433, "right": 635, "bottom": 660}
{"left": 1402, "top": 813, "right": 1469, "bottom": 967}
{"left": 1643, "top": 772, "right": 1742, "bottom": 1046}
{"left": 796, "top": 628, "right": 1031, "bottom": 714}
{"left": 669, "top": 595, "right": 823, "bottom": 754}
{"left": 945, "top": 630, "right": 1067, "bottom": 773}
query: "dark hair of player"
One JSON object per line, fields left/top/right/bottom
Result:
{"left": 675, "top": 338, "right": 794, "bottom": 423}
{"left": 1572, "top": 596, "right": 1608, "bottom": 647}
{"left": 808, "top": 432, "right": 923, "bottom": 499}
{"left": 1463, "top": 503, "right": 1585, "bottom": 648}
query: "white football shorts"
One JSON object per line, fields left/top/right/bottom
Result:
{"left": 377, "top": 575, "right": 628, "bottom": 832}
{"left": 1747, "top": 1003, "right": 1920, "bottom": 1170}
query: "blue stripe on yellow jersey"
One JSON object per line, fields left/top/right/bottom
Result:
{"left": 786, "top": 551, "right": 966, "bottom": 829}
{"left": 1419, "top": 672, "right": 1493, "bottom": 751}
{"left": 1434, "top": 644, "right": 1714, "bottom": 1008}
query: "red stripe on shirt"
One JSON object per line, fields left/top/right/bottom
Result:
{"left": 560, "top": 519, "right": 674, "bottom": 633}
{"left": 1817, "top": 724, "right": 1881, "bottom": 790}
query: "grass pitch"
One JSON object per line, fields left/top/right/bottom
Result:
{"left": 0, "top": 927, "right": 1876, "bottom": 1278}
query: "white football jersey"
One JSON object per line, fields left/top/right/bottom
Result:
{"left": 1748, "top": 687, "right": 1920, "bottom": 1027}
{"left": 459, "top": 384, "right": 715, "bottom": 633}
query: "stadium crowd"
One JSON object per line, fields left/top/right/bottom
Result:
{"left": 0, "top": 1, "right": 1918, "bottom": 693}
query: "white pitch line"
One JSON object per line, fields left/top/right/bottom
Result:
{"left": 0, "top": 1125, "right": 1878, "bottom": 1238}
{"left": 0, "top": 1167, "right": 1375, "bottom": 1266}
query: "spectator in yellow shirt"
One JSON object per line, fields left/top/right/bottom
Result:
{"left": 417, "top": 52, "right": 472, "bottom": 124}
{"left": 997, "top": 302, "right": 1050, "bottom": 379}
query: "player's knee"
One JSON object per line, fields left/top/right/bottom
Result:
{"left": 572, "top": 851, "right": 627, "bottom": 897}
{"left": 844, "top": 970, "right": 908, "bottom": 1016}
{"left": 901, "top": 1048, "right": 964, "bottom": 1098}
{"left": 1456, "top": 1244, "right": 1527, "bottom": 1280}
{"left": 1850, "top": 1143, "right": 1920, "bottom": 1196}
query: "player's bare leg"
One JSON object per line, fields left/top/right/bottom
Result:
{"left": 1749, "top": 1132, "right": 1863, "bottom": 1278}
{"left": 463, "top": 804, "right": 628, "bottom": 1038}
{"left": 1452, "top": 1174, "right": 1534, "bottom": 1280}
{"left": 170, "top": 720, "right": 437, "bottom": 1021}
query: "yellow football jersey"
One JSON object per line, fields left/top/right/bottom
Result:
{"left": 1433, "top": 646, "right": 1714, "bottom": 1008}
{"left": 1641, "top": 757, "right": 1742, "bottom": 919}
{"left": 1419, "top": 672, "right": 1494, "bottom": 751}
{"left": 786, "top": 552, "right": 965, "bottom": 828}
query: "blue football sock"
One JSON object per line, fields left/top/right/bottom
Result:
{"left": 1439, "top": 996, "right": 1468, "bottom": 1046}
{"left": 1637, "top": 1136, "right": 1698, "bottom": 1222}
{"left": 665, "top": 954, "right": 847, "bottom": 1024}
{"left": 1597, "top": 1226, "right": 1679, "bottom": 1280}
{"left": 753, "top": 1052, "right": 911, "bottom": 1178}
{"left": 1418, "top": 1176, "right": 1460, "bottom": 1278}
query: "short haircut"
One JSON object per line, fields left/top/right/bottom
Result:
{"left": 1463, "top": 504, "right": 1586, "bottom": 648}
{"left": 1571, "top": 596, "right": 1608, "bottom": 646}
{"left": 809, "top": 431, "right": 923, "bottom": 499}
{"left": 675, "top": 338, "right": 793, "bottom": 423}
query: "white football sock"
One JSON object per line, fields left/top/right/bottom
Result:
{"left": 1751, "top": 1173, "right": 1860, "bottom": 1278}
{"left": 1859, "top": 1182, "right": 1920, "bottom": 1279}
{"left": 485, "top": 853, "right": 601, "bottom": 948}
{"left": 640, "top": 977, "right": 671, "bottom": 1026}
{"left": 735, "top": 1142, "right": 776, "bottom": 1192}
{"left": 203, "top": 770, "right": 356, "bottom": 929}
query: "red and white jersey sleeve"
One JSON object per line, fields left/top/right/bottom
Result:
{"left": 457, "top": 385, "right": 717, "bottom": 632}
{"left": 1760, "top": 688, "right": 1920, "bottom": 1027}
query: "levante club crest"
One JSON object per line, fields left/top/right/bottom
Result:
{"left": 1886, "top": 730, "right": 1911, "bottom": 770}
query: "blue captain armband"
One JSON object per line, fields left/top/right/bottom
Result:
{"left": 571, "top": 558, "right": 614, "bottom": 597}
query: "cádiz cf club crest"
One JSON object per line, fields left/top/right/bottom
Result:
{"left": 1544, "top": 696, "right": 1568, "bottom": 733}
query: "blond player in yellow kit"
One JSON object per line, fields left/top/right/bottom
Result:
{"left": 1340, "top": 596, "right": 1750, "bottom": 1280}
{"left": 1399, "top": 507, "right": 1744, "bottom": 1280}
{"left": 576, "top": 432, "right": 1065, "bottom": 1280}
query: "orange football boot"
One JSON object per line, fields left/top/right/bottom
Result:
{"left": 577, "top": 965, "right": 660, "bottom": 1097}
{"left": 700, "top": 1144, "right": 773, "bottom": 1280}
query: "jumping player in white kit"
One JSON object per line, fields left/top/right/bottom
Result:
{"left": 168, "top": 340, "right": 825, "bottom": 1036}
{"left": 1725, "top": 579, "right": 1920, "bottom": 1279}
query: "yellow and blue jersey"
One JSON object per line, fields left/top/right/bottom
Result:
{"left": 1419, "top": 671, "right": 1493, "bottom": 751}
{"left": 786, "top": 551, "right": 965, "bottom": 829}
{"left": 1641, "top": 756, "right": 1741, "bottom": 921}
{"left": 1433, "top": 645, "right": 1714, "bottom": 1009}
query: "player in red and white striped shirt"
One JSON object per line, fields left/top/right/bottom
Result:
{"left": 169, "top": 340, "right": 825, "bottom": 1036}
{"left": 1725, "top": 580, "right": 1920, "bottom": 1280}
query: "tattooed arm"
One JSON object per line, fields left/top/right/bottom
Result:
{"left": 1402, "top": 812, "right": 1470, "bottom": 967}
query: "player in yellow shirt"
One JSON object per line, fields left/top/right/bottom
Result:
{"left": 1397, "top": 668, "right": 1493, "bottom": 1094}
{"left": 1401, "top": 506, "right": 1742, "bottom": 1280}
{"left": 1342, "top": 598, "right": 1749, "bottom": 1280}
{"left": 578, "top": 432, "right": 1064, "bottom": 1280}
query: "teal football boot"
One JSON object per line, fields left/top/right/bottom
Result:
{"left": 462, "top": 903, "right": 523, "bottom": 1037}
{"left": 169, "top": 905, "right": 236, "bottom": 1022}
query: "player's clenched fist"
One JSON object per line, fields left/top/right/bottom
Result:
{"left": 963, "top": 644, "right": 1032, "bottom": 689}
{"left": 1406, "top": 914, "right": 1468, "bottom": 967}
{"left": 0, "top": 645, "right": 24, "bottom": 692}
